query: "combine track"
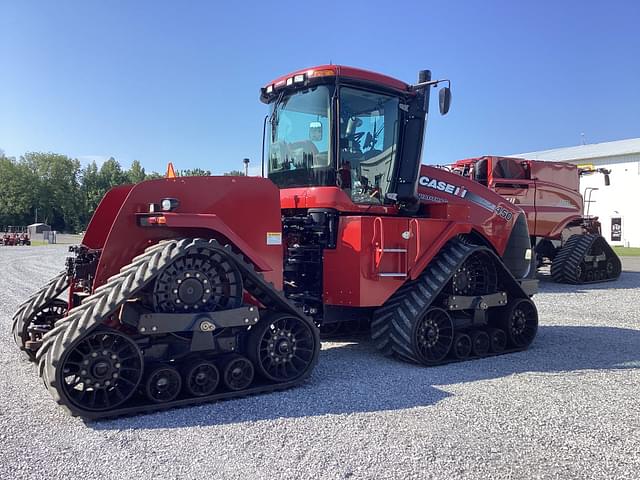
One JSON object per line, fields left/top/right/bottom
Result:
{"left": 551, "top": 234, "right": 621, "bottom": 284}
{"left": 371, "top": 238, "right": 538, "bottom": 365}
{"left": 36, "top": 238, "right": 319, "bottom": 419}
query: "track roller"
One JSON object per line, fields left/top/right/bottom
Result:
{"left": 451, "top": 333, "right": 472, "bottom": 359}
{"left": 146, "top": 366, "right": 182, "bottom": 403}
{"left": 470, "top": 330, "right": 490, "bottom": 356}
{"left": 183, "top": 361, "right": 220, "bottom": 397}
{"left": 222, "top": 356, "right": 254, "bottom": 391}
{"left": 488, "top": 328, "right": 507, "bottom": 353}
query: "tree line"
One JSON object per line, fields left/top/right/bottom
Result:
{"left": 0, "top": 150, "right": 244, "bottom": 233}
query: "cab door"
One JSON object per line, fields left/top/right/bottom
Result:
{"left": 489, "top": 158, "right": 537, "bottom": 234}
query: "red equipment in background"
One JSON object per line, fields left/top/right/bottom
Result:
{"left": 451, "top": 156, "right": 621, "bottom": 284}
{"left": 0, "top": 226, "right": 30, "bottom": 246}
{"left": 14, "top": 66, "right": 539, "bottom": 419}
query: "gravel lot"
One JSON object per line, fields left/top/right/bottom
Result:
{"left": 1, "top": 246, "right": 639, "bottom": 480}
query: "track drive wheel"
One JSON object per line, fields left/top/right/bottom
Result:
{"left": 247, "top": 313, "right": 319, "bottom": 383}
{"left": 499, "top": 298, "right": 538, "bottom": 348}
{"left": 58, "top": 329, "right": 144, "bottom": 412}
{"left": 413, "top": 307, "right": 454, "bottom": 364}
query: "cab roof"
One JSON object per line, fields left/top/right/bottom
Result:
{"left": 263, "top": 65, "right": 413, "bottom": 95}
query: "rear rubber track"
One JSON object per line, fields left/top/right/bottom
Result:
{"left": 36, "top": 238, "right": 319, "bottom": 419}
{"left": 11, "top": 270, "right": 69, "bottom": 355}
{"left": 371, "top": 237, "right": 535, "bottom": 365}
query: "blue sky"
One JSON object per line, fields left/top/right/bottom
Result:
{"left": 1, "top": 1, "right": 639, "bottom": 174}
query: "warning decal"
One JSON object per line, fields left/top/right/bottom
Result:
{"left": 266, "top": 232, "right": 282, "bottom": 245}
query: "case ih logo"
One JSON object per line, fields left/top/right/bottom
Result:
{"left": 419, "top": 176, "right": 468, "bottom": 198}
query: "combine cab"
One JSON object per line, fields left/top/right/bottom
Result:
{"left": 452, "top": 156, "right": 622, "bottom": 284}
{"left": 13, "top": 66, "right": 539, "bottom": 418}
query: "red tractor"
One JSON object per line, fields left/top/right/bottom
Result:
{"left": 451, "top": 156, "right": 621, "bottom": 284}
{"left": 13, "top": 66, "right": 538, "bottom": 418}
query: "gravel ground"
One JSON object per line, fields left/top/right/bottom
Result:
{"left": 1, "top": 246, "right": 639, "bottom": 480}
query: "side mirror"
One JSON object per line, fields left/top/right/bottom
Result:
{"left": 604, "top": 174, "right": 610, "bottom": 186}
{"left": 309, "top": 121, "right": 323, "bottom": 142}
{"left": 439, "top": 87, "right": 451, "bottom": 115}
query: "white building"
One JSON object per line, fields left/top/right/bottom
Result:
{"left": 511, "top": 137, "right": 640, "bottom": 247}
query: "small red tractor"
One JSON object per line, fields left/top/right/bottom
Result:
{"left": 13, "top": 66, "right": 538, "bottom": 418}
{"left": 1, "top": 226, "right": 30, "bottom": 246}
{"left": 451, "top": 156, "right": 621, "bottom": 284}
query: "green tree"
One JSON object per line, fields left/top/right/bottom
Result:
{"left": 223, "top": 170, "right": 245, "bottom": 176}
{"left": 126, "top": 160, "right": 146, "bottom": 183}
{"left": 180, "top": 168, "right": 211, "bottom": 176}
{"left": 21, "top": 152, "right": 82, "bottom": 231}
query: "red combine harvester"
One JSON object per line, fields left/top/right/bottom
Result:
{"left": 13, "top": 66, "right": 538, "bottom": 418}
{"left": 451, "top": 156, "right": 621, "bottom": 284}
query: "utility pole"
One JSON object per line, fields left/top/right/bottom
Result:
{"left": 243, "top": 158, "right": 250, "bottom": 176}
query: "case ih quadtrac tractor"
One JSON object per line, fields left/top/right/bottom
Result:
{"left": 12, "top": 66, "right": 538, "bottom": 418}
{"left": 451, "top": 156, "right": 621, "bottom": 284}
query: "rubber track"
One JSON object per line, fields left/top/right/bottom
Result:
{"left": 371, "top": 238, "right": 533, "bottom": 365}
{"left": 36, "top": 238, "right": 319, "bottom": 419}
{"left": 550, "top": 234, "right": 621, "bottom": 284}
{"left": 11, "top": 270, "right": 69, "bottom": 355}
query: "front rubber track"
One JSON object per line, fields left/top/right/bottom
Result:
{"left": 36, "top": 238, "right": 319, "bottom": 419}
{"left": 371, "top": 237, "right": 536, "bottom": 365}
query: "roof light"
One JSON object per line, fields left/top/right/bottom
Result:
{"left": 293, "top": 74, "right": 305, "bottom": 83}
{"left": 309, "top": 68, "right": 336, "bottom": 78}
{"left": 286, "top": 77, "right": 294, "bottom": 86}
{"left": 266, "top": 85, "right": 273, "bottom": 94}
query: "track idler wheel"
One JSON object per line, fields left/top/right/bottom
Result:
{"left": 471, "top": 330, "right": 490, "bottom": 356}
{"left": 223, "top": 356, "right": 254, "bottom": 391}
{"left": 58, "top": 329, "right": 144, "bottom": 412}
{"left": 247, "top": 313, "right": 319, "bottom": 383}
{"left": 412, "top": 307, "right": 454, "bottom": 364}
{"left": 500, "top": 298, "right": 538, "bottom": 348}
{"left": 146, "top": 366, "right": 182, "bottom": 403}
{"left": 451, "top": 333, "right": 472, "bottom": 359}
{"left": 183, "top": 361, "right": 220, "bottom": 397}
{"left": 488, "top": 328, "right": 507, "bottom": 353}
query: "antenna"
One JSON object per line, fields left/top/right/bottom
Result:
{"left": 580, "top": 132, "right": 586, "bottom": 145}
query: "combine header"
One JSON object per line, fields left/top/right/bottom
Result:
{"left": 451, "top": 156, "right": 621, "bottom": 284}
{"left": 13, "top": 66, "right": 538, "bottom": 418}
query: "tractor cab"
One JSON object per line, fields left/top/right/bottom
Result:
{"left": 261, "top": 65, "right": 451, "bottom": 211}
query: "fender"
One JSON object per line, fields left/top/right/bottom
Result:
{"left": 88, "top": 176, "right": 283, "bottom": 290}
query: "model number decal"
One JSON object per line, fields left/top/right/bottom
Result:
{"left": 495, "top": 206, "right": 513, "bottom": 221}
